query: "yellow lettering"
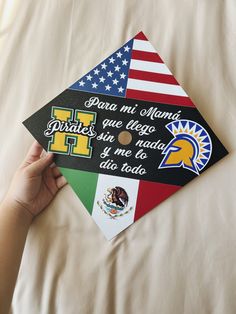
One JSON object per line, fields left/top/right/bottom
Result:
{"left": 48, "top": 107, "right": 96, "bottom": 157}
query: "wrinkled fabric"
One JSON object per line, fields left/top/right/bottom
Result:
{"left": 0, "top": 1, "right": 235, "bottom": 313}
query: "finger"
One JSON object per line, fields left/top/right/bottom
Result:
{"left": 56, "top": 176, "right": 67, "bottom": 189}
{"left": 43, "top": 167, "right": 59, "bottom": 195}
{"left": 52, "top": 166, "right": 62, "bottom": 178}
{"left": 21, "top": 141, "right": 44, "bottom": 167}
{"left": 26, "top": 153, "right": 54, "bottom": 176}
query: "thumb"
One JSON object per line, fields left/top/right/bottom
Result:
{"left": 26, "top": 153, "right": 54, "bottom": 176}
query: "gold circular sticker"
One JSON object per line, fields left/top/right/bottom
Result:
{"left": 118, "top": 131, "right": 132, "bottom": 145}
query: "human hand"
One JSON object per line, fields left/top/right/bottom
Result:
{"left": 4, "top": 141, "right": 67, "bottom": 221}
{"left": 0, "top": 141, "right": 67, "bottom": 313}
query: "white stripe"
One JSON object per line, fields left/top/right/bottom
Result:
{"left": 130, "top": 59, "right": 171, "bottom": 75}
{"left": 133, "top": 39, "right": 156, "bottom": 53}
{"left": 127, "top": 78, "right": 188, "bottom": 97}
{"left": 91, "top": 174, "right": 139, "bottom": 240}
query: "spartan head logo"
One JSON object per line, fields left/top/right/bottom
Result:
{"left": 159, "top": 120, "right": 212, "bottom": 175}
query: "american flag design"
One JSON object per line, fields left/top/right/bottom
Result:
{"left": 70, "top": 32, "right": 195, "bottom": 107}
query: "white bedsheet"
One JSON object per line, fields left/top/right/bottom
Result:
{"left": 0, "top": 1, "right": 235, "bottom": 313}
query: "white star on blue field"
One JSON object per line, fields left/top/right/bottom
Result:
{"left": 69, "top": 39, "right": 133, "bottom": 97}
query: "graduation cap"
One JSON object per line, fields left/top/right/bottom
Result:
{"left": 23, "top": 32, "right": 228, "bottom": 240}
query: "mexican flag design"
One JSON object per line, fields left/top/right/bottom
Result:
{"left": 59, "top": 168, "right": 181, "bottom": 239}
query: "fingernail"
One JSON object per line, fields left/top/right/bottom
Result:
{"left": 44, "top": 152, "right": 53, "bottom": 159}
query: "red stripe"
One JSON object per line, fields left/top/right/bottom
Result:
{"left": 134, "top": 31, "right": 148, "bottom": 40}
{"left": 126, "top": 89, "right": 196, "bottom": 108}
{"left": 129, "top": 69, "right": 179, "bottom": 85}
{"left": 131, "top": 50, "right": 163, "bottom": 63}
{"left": 134, "top": 181, "right": 181, "bottom": 221}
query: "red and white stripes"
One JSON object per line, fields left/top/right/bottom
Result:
{"left": 126, "top": 32, "right": 195, "bottom": 107}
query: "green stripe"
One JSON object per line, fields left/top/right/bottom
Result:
{"left": 59, "top": 167, "right": 98, "bottom": 215}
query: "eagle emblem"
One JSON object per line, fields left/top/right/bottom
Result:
{"left": 97, "top": 186, "right": 132, "bottom": 219}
